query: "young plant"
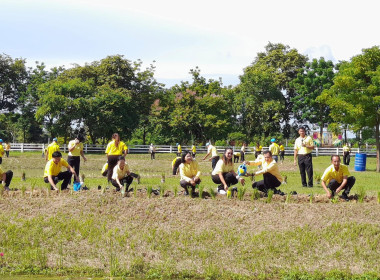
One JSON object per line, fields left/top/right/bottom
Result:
{"left": 237, "top": 186, "right": 247, "bottom": 201}
{"left": 357, "top": 186, "right": 366, "bottom": 203}
{"left": 30, "top": 182, "right": 36, "bottom": 198}
{"left": 226, "top": 188, "right": 232, "bottom": 199}
{"left": 161, "top": 173, "right": 165, "bottom": 183}
{"left": 309, "top": 193, "right": 314, "bottom": 204}
{"left": 208, "top": 186, "right": 216, "bottom": 199}
{"left": 21, "top": 184, "right": 27, "bottom": 197}
{"left": 285, "top": 193, "right": 291, "bottom": 204}
{"left": 21, "top": 171, "right": 26, "bottom": 181}
{"left": 314, "top": 173, "right": 321, "bottom": 184}
{"left": 187, "top": 186, "right": 193, "bottom": 198}
{"left": 173, "top": 185, "right": 178, "bottom": 197}
{"left": 198, "top": 184, "right": 205, "bottom": 199}
{"left": 159, "top": 185, "right": 166, "bottom": 197}
{"left": 147, "top": 185, "right": 153, "bottom": 198}
{"left": 377, "top": 191, "right": 380, "bottom": 204}
{"left": 133, "top": 186, "right": 137, "bottom": 198}
{"left": 251, "top": 188, "right": 260, "bottom": 201}
{"left": 266, "top": 189, "right": 274, "bottom": 203}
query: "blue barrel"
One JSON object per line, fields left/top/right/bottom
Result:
{"left": 354, "top": 153, "right": 367, "bottom": 171}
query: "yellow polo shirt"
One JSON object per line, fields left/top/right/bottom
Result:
{"left": 192, "top": 145, "right": 196, "bottom": 153}
{"left": 112, "top": 164, "right": 130, "bottom": 180}
{"left": 177, "top": 145, "right": 182, "bottom": 153}
{"left": 0, "top": 166, "right": 5, "bottom": 176}
{"left": 46, "top": 142, "right": 60, "bottom": 160}
{"left": 343, "top": 145, "right": 350, "bottom": 152}
{"left": 255, "top": 145, "right": 262, "bottom": 152}
{"left": 172, "top": 157, "right": 181, "bottom": 168}
{"left": 249, "top": 158, "right": 283, "bottom": 182}
{"left": 105, "top": 140, "right": 128, "bottom": 156}
{"left": 321, "top": 164, "right": 350, "bottom": 184}
{"left": 279, "top": 145, "right": 285, "bottom": 151}
{"left": 212, "top": 159, "right": 234, "bottom": 175}
{"left": 269, "top": 143, "right": 280, "bottom": 156}
{"left": 44, "top": 159, "right": 69, "bottom": 177}
{"left": 208, "top": 145, "right": 218, "bottom": 158}
{"left": 0, "top": 144, "right": 4, "bottom": 157}
{"left": 68, "top": 140, "right": 83, "bottom": 156}
{"left": 101, "top": 163, "right": 108, "bottom": 174}
{"left": 294, "top": 136, "right": 313, "bottom": 155}
{"left": 179, "top": 160, "right": 201, "bottom": 182}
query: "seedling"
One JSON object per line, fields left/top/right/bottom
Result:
{"left": 357, "top": 186, "right": 366, "bottom": 203}
{"left": 266, "top": 189, "right": 274, "bottom": 203}
{"left": 237, "top": 186, "right": 247, "bottom": 201}
{"left": 314, "top": 173, "right": 321, "bottom": 184}
{"left": 21, "top": 184, "right": 27, "bottom": 197}
{"left": 251, "top": 188, "right": 260, "bottom": 200}
{"left": 147, "top": 186, "right": 153, "bottom": 198}
{"left": 285, "top": 193, "right": 291, "bottom": 204}
{"left": 208, "top": 186, "right": 216, "bottom": 199}
{"left": 198, "top": 184, "right": 205, "bottom": 199}
{"left": 159, "top": 185, "right": 166, "bottom": 197}
{"left": 173, "top": 185, "right": 178, "bottom": 197}
{"left": 161, "top": 173, "right": 165, "bottom": 183}
{"left": 21, "top": 171, "right": 26, "bottom": 181}
{"left": 377, "top": 191, "right": 380, "bottom": 204}
{"left": 309, "top": 193, "right": 314, "bottom": 204}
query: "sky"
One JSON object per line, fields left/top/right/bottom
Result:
{"left": 1, "top": 0, "right": 379, "bottom": 87}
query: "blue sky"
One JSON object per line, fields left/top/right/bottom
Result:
{"left": 1, "top": 0, "right": 379, "bottom": 87}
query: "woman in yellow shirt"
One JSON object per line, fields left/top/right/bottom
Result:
{"left": 105, "top": 133, "right": 128, "bottom": 182}
{"left": 211, "top": 148, "right": 245, "bottom": 194}
{"left": 179, "top": 151, "right": 201, "bottom": 196}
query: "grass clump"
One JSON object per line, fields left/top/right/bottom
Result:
{"left": 159, "top": 185, "right": 166, "bottom": 197}
{"left": 208, "top": 186, "right": 216, "bottom": 199}
{"left": 251, "top": 188, "right": 260, "bottom": 200}
{"left": 357, "top": 186, "right": 366, "bottom": 203}
{"left": 237, "top": 186, "right": 247, "bottom": 201}
{"left": 147, "top": 185, "right": 153, "bottom": 198}
{"left": 266, "top": 189, "right": 274, "bottom": 203}
{"left": 377, "top": 191, "right": 380, "bottom": 204}
{"left": 198, "top": 184, "right": 205, "bottom": 199}
{"left": 173, "top": 184, "right": 178, "bottom": 197}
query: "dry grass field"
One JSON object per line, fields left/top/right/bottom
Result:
{"left": 0, "top": 152, "right": 379, "bottom": 279}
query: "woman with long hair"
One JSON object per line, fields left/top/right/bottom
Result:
{"left": 179, "top": 150, "right": 201, "bottom": 196}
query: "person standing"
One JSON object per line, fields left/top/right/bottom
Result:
{"left": 44, "top": 151, "right": 78, "bottom": 190}
{"left": 269, "top": 138, "right": 280, "bottom": 163}
{"left": 294, "top": 127, "right": 314, "bottom": 188}
{"left": 342, "top": 143, "right": 351, "bottom": 166}
{"left": 254, "top": 142, "right": 262, "bottom": 159}
{"left": 5, "top": 142, "right": 11, "bottom": 158}
{"left": 179, "top": 151, "right": 201, "bottom": 196}
{"left": 45, "top": 138, "right": 60, "bottom": 161}
{"left": 321, "top": 155, "right": 356, "bottom": 201}
{"left": 67, "top": 135, "right": 87, "bottom": 183}
{"left": 191, "top": 144, "right": 196, "bottom": 158}
{"left": 203, "top": 142, "right": 220, "bottom": 170}
{"left": 105, "top": 133, "right": 128, "bottom": 182}
{"left": 211, "top": 148, "right": 245, "bottom": 194}
{"left": 240, "top": 143, "right": 246, "bottom": 162}
{"left": 149, "top": 143, "right": 156, "bottom": 160}
{"left": 176, "top": 143, "right": 182, "bottom": 157}
{"left": 0, "top": 139, "right": 4, "bottom": 164}
{"left": 0, "top": 165, "right": 13, "bottom": 191}
{"left": 279, "top": 142, "right": 285, "bottom": 164}
{"left": 246, "top": 151, "right": 285, "bottom": 195}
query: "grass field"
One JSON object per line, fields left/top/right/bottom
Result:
{"left": 0, "top": 152, "right": 380, "bottom": 280}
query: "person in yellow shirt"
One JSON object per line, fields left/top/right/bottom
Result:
{"left": 293, "top": 127, "right": 314, "bottom": 188}
{"left": 172, "top": 156, "right": 182, "bottom": 175}
{"left": 45, "top": 138, "right": 60, "bottom": 161}
{"left": 233, "top": 151, "right": 240, "bottom": 163}
{"left": 191, "top": 144, "right": 196, "bottom": 158}
{"left": 279, "top": 142, "right": 285, "bottom": 164}
{"left": 321, "top": 155, "right": 356, "bottom": 201}
{"left": 44, "top": 151, "right": 78, "bottom": 190}
{"left": 105, "top": 133, "right": 128, "bottom": 182}
{"left": 269, "top": 138, "right": 280, "bottom": 162}
{"left": 254, "top": 142, "right": 262, "bottom": 159}
{"left": 0, "top": 165, "right": 13, "bottom": 191}
{"left": 240, "top": 143, "right": 246, "bottom": 162}
{"left": 176, "top": 143, "right": 182, "bottom": 157}
{"left": 111, "top": 156, "right": 137, "bottom": 193}
{"left": 246, "top": 151, "right": 285, "bottom": 195}
{"left": 67, "top": 134, "right": 87, "bottom": 183}
{"left": 179, "top": 151, "right": 201, "bottom": 196}
{"left": 5, "top": 141, "right": 11, "bottom": 158}
{"left": 203, "top": 142, "right": 220, "bottom": 170}
{"left": 211, "top": 148, "right": 245, "bottom": 194}
{"left": 0, "top": 139, "right": 4, "bottom": 164}
{"left": 342, "top": 143, "right": 351, "bottom": 166}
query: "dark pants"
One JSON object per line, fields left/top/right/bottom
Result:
{"left": 5, "top": 151, "right": 9, "bottom": 157}
{"left": 180, "top": 178, "right": 201, "bottom": 194}
{"left": 192, "top": 153, "right": 196, "bottom": 158}
{"left": 233, "top": 155, "right": 240, "bottom": 163}
{"left": 280, "top": 151, "right": 285, "bottom": 161}
{"left": 328, "top": 177, "right": 356, "bottom": 195}
{"left": 273, "top": 155, "right": 279, "bottom": 163}
{"left": 0, "top": 157, "right": 2, "bottom": 164}
{"left": 252, "top": 173, "right": 281, "bottom": 193}
{"left": 2, "top": 170, "right": 13, "bottom": 187}
{"left": 44, "top": 171, "right": 72, "bottom": 190}
{"left": 212, "top": 173, "right": 238, "bottom": 189}
{"left": 107, "top": 155, "right": 120, "bottom": 182}
{"left": 150, "top": 152, "right": 155, "bottom": 160}
{"left": 298, "top": 153, "right": 313, "bottom": 187}
{"left": 111, "top": 175, "right": 134, "bottom": 191}
{"left": 172, "top": 158, "right": 182, "bottom": 175}
{"left": 255, "top": 151, "right": 261, "bottom": 159}
{"left": 68, "top": 156, "right": 80, "bottom": 182}
{"left": 240, "top": 151, "right": 245, "bottom": 162}
{"left": 343, "top": 152, "right": 350, "bottom": 165}
{"left": 211, "top": 156, "right": 220, "bottom": 170}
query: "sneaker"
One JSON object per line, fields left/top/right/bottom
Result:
{"left": 274, "top": 189, "right": 285, "bottom": 196}
{"left": 152, "top": 189, "right": 160, "bottom": 196}
{"left": 128, "top": 187, "right": 133, "bottom": 193}
{"left": 115, "top": 186, "right": 121, "bottom": 192}
{"left": 97, "top": 185, "right": 102, "bottom": 190}
{"left": 219, "top": 189, "right": 226, "bottom": 195}
{"left": 4, "top": 186, "right": 10, "bottom": 191}
{"left": 340, "top": 193, "right": 349, "bottom": 201}
{"left": 82, "top": 186, "right": 89, "bottom": 190}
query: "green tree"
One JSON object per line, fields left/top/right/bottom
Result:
{"left": 319, "top": 46, "right": 380, "bottom": 172}
{"left": 291, "top": 58, "right": 335, "bottom": 143}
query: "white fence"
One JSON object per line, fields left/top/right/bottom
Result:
{"left": 6, "top": 143, "right": 378, "bottom": 157}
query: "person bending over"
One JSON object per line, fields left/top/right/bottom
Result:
{"left": 321, "top": 155, "right": 355, "bottom": 201}
{"left": 246, "top": 151, "right": 284, "bottom": 195}
{"left": 44, "top": 151, "right": 78, "bottom": 190}
{"left": 203, "top": 142, "right": 220, "bottom": 170}
{"left": 105, "top": 133, "right": 128, "bottom": 183}
{"left": 211, "top": 148, "right": 245, "bottom": 194}
{"left": 111, "top": 156, "right": 138, "bottom": 192}
{"left": 179, "top": 151, "right": 201, "bottom": 196}
{"left": 0, "top": 165, "right": 13, "bottom": 191}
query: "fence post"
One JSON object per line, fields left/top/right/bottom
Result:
{"left": 170, "top": 145, "right": 172, "bottom": 153}
{"left": 21, "top": 143, "right": 24, "bottom": 153}
{"left": 315, "top": 147, "right": 318, "bottom": 157}
{"left": 85, "top": 144, "right": 88, "bottom": 153}
{"left": 64, "top": 144, "right": 67, "bottom": 153}
{"left": 336, "top": 147, "right": 339, "bottom": 155}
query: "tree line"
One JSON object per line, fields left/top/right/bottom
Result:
{"left": 0, "top": 43, "right": 379, "bottom": 171}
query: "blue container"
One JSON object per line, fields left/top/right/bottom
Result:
{"left": 354, "top": 153, "right": 367, "bottom": 171}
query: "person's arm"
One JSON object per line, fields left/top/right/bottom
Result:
{"left": 218, "top": 172, "right": 228, "bottom": 190}
{"left": 67, "top": 165, "right": 79, "bottom": 182}
{"left": 293, "top": 149, "right": 298, "bottom": 166}
{"left": 335, "top": 176, "right": 348, "bottom": 195}
{"left": 115, "top": 176, "right": 123, "bottom": 189}
{"left": 80, "top": 150, "right": 87, "bottom": 162}
{"left": 48, "top": 175, "right": 58, "bottom": 190}
{"left": 68, "top": 141, "right": 77, "bottom": 152}
{"left": 2, "top": 173, "right": 6, "bottom": 186}
{"left": 232, "top": 170, "right": 245, "bottom": 186}
{"left": 321, "top": 180, "right": 332, "bottom": 198}
{"left": 203, "top": 151, "right": 211, "bottom": 160}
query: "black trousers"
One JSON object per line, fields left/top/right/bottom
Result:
{"left": 255, "top": 151, "right": 261, "bottom": 159}
{"left": 180, "top": 178, "right": 201, "bottom": 194}
{"left": 233, "top": 155, "right": 240, "bottom": 163}
{"left": 68, "top": 156, "right": 80, "bottom": 182}
{"left": 192, "top": 153, "right": 196, "bottom": 158}
{"left": 107, "top": 155, "right": 120, "bottom": 182}
{"left": 211, "top": 173, "right": 238, "bottom": 188}
{"left": 44, "top": 171, "right": 72, "bottom": 190}
{"left": 280, "top": 151, "right": 285, "bottom": 161}
{"left": 150, "top": 152, "right": 155, "bottom": 160}
{"left": 0, "top": 157, "right": 2, "bottom": 164}
{"left": 111, "top": 175, "right": 134, "bottom": 191}
{"left": 211, "top": 156, "right": 220, "bottom": 170}
{"left": 240, "top": 151, "right": 245, "bottom": 162}
{"left": 328, "top": 177, "right": 356, "bottom": 195}
{"left": 343, "top": 152, "right": 350, "bottom": 165}
{"left": 2, "top": 170, "right": 13, "bottom": 187}
{"left": 272, "top": 155, "right": 279, "bottom": 163}
{"left": 5, "top": 151, "right": 9, "bottom": 157}
{"left": 252, "top": 172, "right": 281, "bottom": 193}
{"left": 298, "top": 153, "right": 313, "bottom": 187}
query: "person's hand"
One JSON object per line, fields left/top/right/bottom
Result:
{"left": 293, "top": 160, "right": 297, "bottom": 166}
{"left": 75, "top": 139, "right": 80, "bottom": 144}
{"left": 190, "top": 179, "right": 196, "bottom": 186}
{"left": 83, "top": 156, "right": 87, "bottom": 162}
{"left": 240, "top": 178, "right": 245, "bottom": 186}
{"left": 224, "top": 184, "right": 228, "bottom": 191}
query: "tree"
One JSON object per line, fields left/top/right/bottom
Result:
{"left": 291, "top": 58, "right": 335, "bottom": 144}
{"left": 319, "top": 46, "right": 380, "bottom": 172}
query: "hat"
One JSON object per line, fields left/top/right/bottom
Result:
{"left": 53, "top": 138, "right": 58, "bottom": 141}
{"left": 270, "top": 138, "right": 276, "bottom": 142}
{"left": 0, "top": 139, "right": 3, "bottom": 143}
{"left": 176, "top": 143, "right": 179, "bottom": 146}
{"left": 205, "top": 142, "right": 210, "bottom": 146}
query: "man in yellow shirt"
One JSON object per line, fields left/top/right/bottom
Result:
{"left": 240, "top": 143, "right": 246, "bottom": 162}
{"left": 191, "top": 144, "right": 196, "bottom": 158}
{"left": 105, "top": 133, "right": 128, "bottom": 182}
{"left": 321, "top": 155, "right": 356, "bottom": 201}
{"left": 44, "top": 151, "right": 78, "bottom": 190}
{"left": 254, "top": 142, "right": 262, "bottom": 159}
{"left": 246, "top": 151, "right": 285, "bottom": 195}
{"left": 111, "top": 156, "right": 137, "bottom": 193}
{"left": 176, "top": 143, "right": 182, "bottom": 157}
{"left": 294, "top": 127, "right": 314, "bottom": 188}
{"left": 67, "top": 134, "right": 87, "bottom": 182}
{"left": 0, "top": 165, "right": 13, "bottom": 191}
{"left": 45, "top": 138, "right": 60, "bottom": 161}
{"left": 342, "top": 143, "right": 351, "bottom": 166}
{"left": 279, "top": 142, "right": 285, "bottom": 164}
{"left": 5, "top": 141, "right": 11, "bottom": 158}
{"left": 0, "top": 139, "right": 4, "bottom": 164}
{"left": 203, "top": 142, "right": 220, "bottom": 170}
{"left": 269, "top": 138, "right": 280, "bottom": 162}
